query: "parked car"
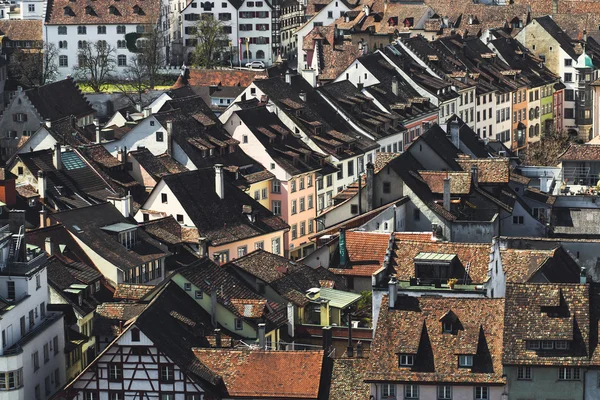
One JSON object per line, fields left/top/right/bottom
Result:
{"left": 246, "top": 61, "right": 265, "bottom": 69}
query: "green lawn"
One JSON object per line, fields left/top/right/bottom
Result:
{"left": 78, "top": 83, "right": 173, "bottom": 93}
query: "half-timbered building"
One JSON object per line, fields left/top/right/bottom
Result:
{"left": 62, "top": 281, "right": 221, "bottom": 400}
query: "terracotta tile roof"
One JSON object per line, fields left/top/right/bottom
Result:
{"left": 367, "top": 296, "right": 505, "bottom": 384}
{"left": 193, "top": 349, "right": 325, "bottom": 398}
{"left": 503, "top": 283, "right": 600, "bottom": 366}
{"left": 419, "top": 171, "right": 472, "bottom": 194}
{"left": 113, "top": 284, "right": 155, "bottom": 301}
{"left": 456, "top": 158, "right": 510, "bottom": 184}
{"left": 81, "top": 144, "right": 122, "bottom": 169}
{"left": 16, "top": 184, "right": 39, "bottom": 199}
{"left": 187, "top": 69, "right": 267, "bottom": 87}
{"left": 559, "top": 144, "right": 600, "bottom": 161}
{"left": 393, "top": 240, "right": 491, "bottom": 284}
{"left": 0, "top": 20, "right": 42, "bottom": 41}
{"left": 46, "top": 0, "right": 160, "bottom": 25}
{"left": 329, "top": 358, "right": 370, "bottom": 400}
{"left": 94, "top": 302, "right": 146, "bottom": 336}
{"left": 510, "top": 169, "right": 531, "bottom": 185}
{"left": 229, "top": 299, "right": 268, "bottom": 319}
{"left": 330, "top": 231, "right": 390, "bottom": 277}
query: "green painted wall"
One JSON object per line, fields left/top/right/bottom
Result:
{"left": 506, "top": 365, "right": 583, "bottom": 400}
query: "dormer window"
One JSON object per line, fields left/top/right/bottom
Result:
{"left": 458, "top": 355, "right": 473, "bottom": 367}
{"left": 555, "top": 341, "right": 570, "bottom": 350}
{"left": 399, "top": 354, "right": 414, "bottom": 366}
{"left": 119, "top": 230, "right": 137, "bottom": 249}
{"left": 133, "top": 5, "right": 144, "bottom": 14}
{"left": 442, "top": 322, "right": 453, "bottom": 333}
{"left": 541, "top": 340, "right": 554, "bottom": 349}
{"left": 527, "top": 340, "right": 540, "bottom": 350}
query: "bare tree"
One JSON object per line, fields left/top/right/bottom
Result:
{"left": 74, "top": 41, "right": 117, "bottom": 92}
{"left": 523, "top": 130, "right": 572, "bottom": 166}
{"left": 113, "top": 55, "right": 152, "bottom": 106}
{"left": 192, "top": 16, "right": 229, "bottom": 68}
{"left": 9, "top": 42, "right": 59, "bottom": 87}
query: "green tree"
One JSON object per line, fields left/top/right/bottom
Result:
{"left": 192, "top": 16, "right": 229, "bottom": 68}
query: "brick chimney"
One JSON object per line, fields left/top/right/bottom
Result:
{"left": 0, "top": 168, "right": 16, "bottom": 206}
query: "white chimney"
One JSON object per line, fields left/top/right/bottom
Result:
{"left": 143, "top": 108, "right": 151, "bottom": 118}
{"left": 388, "top": 277, "right": 398, "bottom": 308}
{"left": 391, "top": 76, "right": 399, "bottom": 96}
{"left": 37, "top": 171, "right": 46, "bottom": 199}
{"left": 53, "top": 143, "right": 62, "bottom": 170}
{"left": 299, "top": 91, "right": 306, "bottom": 102}
{"left": 215, "top": 164, "right": 224, "bottom": 199}
{"left": 258, "top": 323, "right": 266, "bottom": 349}
{"left": 39, "top": 208, "right": 47, "bottom": 228}
{"left": 166, "top": 120, "right": 173, "bottom": 156}
{"left": 44, "top": 119, "right": 51, "bottom": 128}
{"left": 443, "top": 177, "right": 451, "bottom": 211}
{"left": 94, "top": 118, "right": 101, "bottom": 143}
{"left": 45, "top": 237, "right": 53, "bottom": 256}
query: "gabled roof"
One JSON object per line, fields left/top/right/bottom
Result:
{"left": 194, "top": 349, "right": 325, "bottom": 398}
{"left": 0, "top": 20, "right": 42, "bottom": 41}
{"left": 367, "top": 296, "right": 505, "bottom": 384}
{"left": 177, "top": 258, "right": 287, "bottom": 328}
{"left": 456, "top": 157, "right": 510, "bottom": 184}
{"left": 27, "top": 223, "right": 96, "bottom": 267}
{"left": 226, "top": 249, "right": 345, "bottom": 306}
{"left": 533, "top": 16, "right": 578, "bottom": 59}
{"left": 419, "top": 171, "right": 472, "bottom": 194}
{"left": 129, "top": 148, "right": 188, "bottom": 181}
{"left": 330, "top": 231, "right": 391, "bottom": 277}
{"left": 113, "top": 284, "right": 155, "bottom": 301}
{"left": 500, "top": 247, "right": 581, "bottom": 284}
{"left": 160, "top": 169, "right": 288, "bottom": 246}
{"left": 186, "top": 69, "right": 267, "bottom": 87}
{"left": 51, "top": 202, "right": 168, "bottom": 271}
{"left": 94, "top": 302, "right": 147, "bottom": 337}
{"left": 23, "top": 78, "right": 94, "bottom": 121}
{"left": 503, "top": 283, "right": 600, "bottom": 366}
{"left": 559, "top": 144, "right": 600, "bottom": 162}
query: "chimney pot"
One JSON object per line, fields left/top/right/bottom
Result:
{"left": 366, "top": 162, "right": 374, "bottom": 211}
{"left": 166, "top": 120, "right": 173, "bottom": 156}
{"left": 214, "top": 328, "right": 222, "bottom": 348}
{"left": 285, "top": 69, "right": 291, "bottom": 85}
{"left": 471, "top": 165, "right": 479, "bottom": 186}
{"left": 44, "top": 119, "right": 51, "bottom": 128}
{"left": 37, "top": 170, "right": 47, "bottom": 199}
{"left": 143, "top": 108, "right": 151, "bottom": 118}
{"left": 391, "top": 76, "right": 399, "bottom": 96}
{"left": 299, "top": 91, "right": 306, "bottom": 102}
{"left": 388, "top": 277, "right": 398, "bottom": 308}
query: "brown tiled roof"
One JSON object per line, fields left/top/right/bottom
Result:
{"left": 46, "top": 0, "right": 160, "bottom": 25}
{"left": 499, "top": 246, "right": 581, "bottom": 285}
{"left": 524, "top": 187, "right": 557, "bottom": 205}
{"left": 16, "top": 184, "right": 39, "bottom": 199}
{"left": 367, "top": 296, "right": 505, "bottom": 384}
{"left": 113, "top": 284, "right": 154, "bottom": 301}
{"left": 559, "top": 144, "right": 600, "bottom": 161}
{"left": 419, "top": 171, "right": 472, "bottom": 194}
{"left": 503, "top": 284, "right": 599, "bottom": 366}
{"left": 187, "top": 69, "right": 267, "bottom": 87}
{"left": 456, "top": 158, "right": 510, "bottom": 183}
{"left": 329, "top": 358, "right": 370, "bottom": 400}
{"left": 0, "top": 20, "right": 42, "bottom": 41}
{"left": 94, "top": 302, "right": 147, "bottom": 336}
{"left": 393, "top": 240, "right": 490, "bottom": 284}
{"left": 193, "top": 349, "right": 324, "bottom": 398}
{"left": 510, "top": 169, "right": 531, "bottom": 185}
{"left": 229, "top": 299, "right": 267, "bottom": 319}
{"left": 330, "top": 231, "right": 390, "bottom": 277}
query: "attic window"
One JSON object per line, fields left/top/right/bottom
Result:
{"left": 458, "top": 355, "right": 473, "bottom": 367}
{"left": 399, "top": 354, "right": 414, "bottom": 366}
{"left": 131, "top": 328, "right": 140, "bottom": 342}
{"left": 63, "top": 6, "right": 74, "bottom": 15}
{"left": 85, "top": 5, "right": 96, "bottom": 15}
{"left": 109, "top": 5, "right": 121, "bottom": 15}
{"left": 133, "top": 5, "right": 144, "bottom": 14}
{"left": 442, "top": 322, "right": 453, "bottom": 333}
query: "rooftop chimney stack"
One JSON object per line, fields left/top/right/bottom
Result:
{"left": 258, "top": 323, "right": 266, "bottom": 349}
{"left": 388, "top": 276, "right": 398, "bottom": 308}
{"left": 366, "top": 162, "right": 375, "bottom": 211}
{"left": 322, "top": 326, "right": 332, "bottom": 352}
{"left": 356, "top": 341, "right": 363, "bottom": 358}
{"left": 45, "top": 119, "right": 51, "bottom": 128}
{"left": 285, "top": 69, "right": 291, "bottom": 85}
{"left": 471, "top": 165, "right": 479, "bottom": 187}
{"left": 53, "top": 143, "right": 62, "bottom": 170}
{"left": 214, "top": 164, "right": 225, "bottom": 200}
{"left": 214, "top": 328, "right": 222, "bottom": 348}
{"left": 443, "top": 177, "right": 451, "bottom": 211}
{"left": 346, "top": 309, "right": 353, "bottom": 357}
{"left": 37, "top": 171, "right": 46, "bottom": 200}
{"left": 166, "top": 120, "right": 173, "bottom": 156}
{"left": 94, "top": 118, "right": 101, "bottom": 143}
{"left": 210, "top": 287, "right": 218, "bottom": 327}
{"left": 391, "top": 76, "right": 399, "bottom": 96}
{"left": 449, "top": 120, "right": 460, "bottom": 149}
{"left": 39, "top": 208, "right": 47, "bottom": 228}
{"left": 45, "top": 237, "right": 53, "bottom": 256}
{"left": 143, "top": 108, "right": 151, "bottom": 118}
{"left": 581, "top": 267, "right": 587, "bottom": 284}
{"left": 299, "top": 91, "right": 306, "bottom": 102}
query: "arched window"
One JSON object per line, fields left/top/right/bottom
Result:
{"left": 117, "top": 40, "right": 126, "bottom": 48}
{"left": 256, "top": 50, "right": 265, "bottom": 59}
{"left": 535, "top": 106, "right": 540, "bottom": 119}
{"left": 529, "top": 108, "right": 534, "bottom": 120}
{"left": 77, "top": 40, "right": 87, "bottom": 49}
{"left": 77, "top": 25, "right": 86, "bottom": 35}
{"left": 118, "top": 54, "right": 127, "bottom": 66}
{"left": 244, "top": 50, "right": 252, "bottom": 59}
{"left": 535, "top": 123, "right": 540, "bottom": 136}
{"left": 117, "top": 25, "right": 126, "bottom": 34}
{"left": 98, "top": 40, "right": 107, "bottom": 48}
{"left": 59, "top": 41, "right": 67, "bottom": 49}
{"left": 529, "top": 125, "right": 534, "bottom": 138}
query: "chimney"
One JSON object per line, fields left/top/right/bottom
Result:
{"left": 214, "top": 164, "right": 224, "bottom": 200}
{"left": 198, "top": 237, "right": 208, "bottom": 257}
{"left": 356, "top": 341, "right": 363, "bottom": 358}
{"left": 166, "top": 120, "right": 173, "bottom": 156}
{"left": 302, "top": 68, "right": 317, "bottom": 88}
{"left": 214, "top": 328, "right": 222, "bottom": 348}
{"left": 210, "top": 287, "right": 218, "bottom": 327}
{"left": 143, "top": 108, "right": 151, "bottom": 118}
{"left": 346, "top": 309, "right": 353, "bottom": 357}
{"left": 584, "top": 29, "right": 588, "bottom": 43}
{"left": 443, "top": 177, "right": 451, "bottom": 211}
{"left": 258, "top": 323, "right": 266, "bottom": 349}
{"left": 339, "top": 227, "right": 348, "bottom": 267}
{"left": 443, "top": 16, "right": 449, "bottom": 28}
{"left": 391, "top": 76, "right": 399, "bottom": 96}
{"left": 53, "top": 143, "right": 62, "bottom": 170}
{"left": 135, "top": 104, "right": 142, "bottom": 112}
{"left": 44, "top": 119, "right": 51, "bottom": 128}
{"left": 45, "top": 237, "right": 53, "bottom": 256}
{"left": 39, "top": 208, "right": 47, "bottom": 228}
{"left": 94, "top": 118, "right": 101, "bottom": 143}
{"left": 285, "top": 69, "right": 291, "bottom": 85}
{"left": 37, "top": 171, "right": 46, "bottom": 199}
{"left": 471, "top": 165, "right": 479, "bottom": 187}
{"left": 448, "top": 120, "right": 460, "bottom": 149}
{"left": 299, "top": 91, "right": 306, "bottom": 102}
{"left": 366, "top": 162, "right": 374, "bottom": 211}
{"left": 0, "top": 168, "right": 16, "bottom": 206}
{"left": 322, "top": 326, "right": 332, "bottom": 352}
{"left": 388, "top": 276, "right": 398, "bottom": 308}
{"left": 213, "top": 252, "right": 220, "bottom": 264}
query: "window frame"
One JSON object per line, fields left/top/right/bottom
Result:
{"left": 517, "top": 365, "right": 532, "bottom": 380}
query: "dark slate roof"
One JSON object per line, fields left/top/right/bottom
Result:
{"left": 226, "top": 249, "right": 346, "bottom": 306}
{"left": 412, "top": 124, "right": 462, "bottom": 170}
{"left": 445, "top": 115, "right": 490, "bottom": 158}
{"left": 51, "top": 202, "right": 168, "bottom": 271}
{"left": 26, "top": 224, "right": 97, "bottom": 267}
{"left": 161, "top": 169, "right": 288, "bottom": 246}
{"left": 139, "top": 215, "right": 184, "bottom": 246}
{"left": 177, "top": 258, "right": 287, "bottom": 329}
{"left": 25, "top": 78, "right": 94, "bottom": 121}
{"left": 534, "top": 16, "right": 578, "bottom": 59}
{"left": 235, "top": 104, "right": 325, "bottom": 176}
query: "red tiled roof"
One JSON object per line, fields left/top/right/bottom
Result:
{"left": 0, "top": 20, "right": 42, "bottom": 41}
{"left": 46, "top": 0, "right": 160, "bottom": 25}
{"left": 419, "top": 170, "right": 472, "bottom": 194}
{"left": 559, "top": 144, "right": 600, "bottom": 161}
{"left": 456, "top": 158, "right": 510, "bottom": 184}
{"left": 187, "top": 69, "right": 267, "bottom": 87}
{"left": 194, "top": 349, "right": 325, "bottom": 398}
{"left": 330, "top": 231, "right": 390, "bottom": 277}
{"left": 113, "top": 284, "right": 154, "bottom": 301}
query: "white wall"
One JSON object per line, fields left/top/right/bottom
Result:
{"left": 103, "top": 116, "right": 168, "bottom": 156}
{"left": 135, "top": 179, "right": 193, "bottom": 226}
